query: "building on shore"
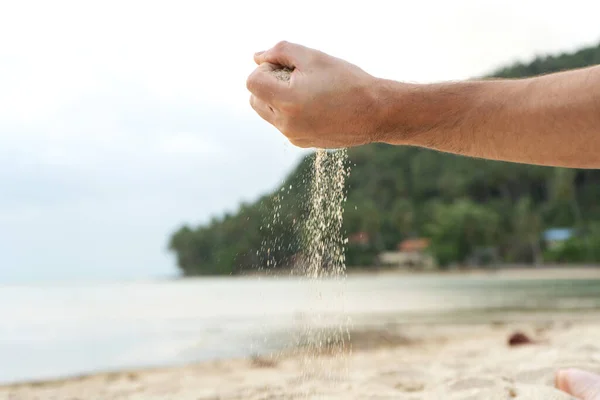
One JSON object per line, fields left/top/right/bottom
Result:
{"left": 543, "top": 228, "right": 574, "bottom": 250}
{"left": 378, "top": 238, "right": 436, "bottom": 270}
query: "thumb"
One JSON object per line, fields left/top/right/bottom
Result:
{"left": 254, "top": 41, "right": 309, "bottom": 68}
{"left": 556, "top": 369, "right": 600, "bottom": 399}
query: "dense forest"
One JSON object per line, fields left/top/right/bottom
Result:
{"left": 170, "top": 41, "right": 600, "bottom": 276}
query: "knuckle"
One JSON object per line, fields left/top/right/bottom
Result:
{"left": 278, "top": 121, "right": 289, "bottom": 136}
{"left": 273, "top": 40, "right": 291, "bottom": 56}
{"left": 290, "top": 138, "right": 309, "bottom": 149}
{"left": 275, "top": 40, "right": 289, "bottom": 50}
{"left": 280, "top": 100, "right": 303, "bottom": 116}
{"left": 246, "top": 72, "right": 256, "bottom": 92}
{"left": 279, "top": 120, "right": 293, "bottom": 137}
{"left": 246, "top": 69, "right": 273, "bottom": 97}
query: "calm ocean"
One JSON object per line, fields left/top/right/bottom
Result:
{"left": 1, "top": 273, "right": 599, "bottom": 384}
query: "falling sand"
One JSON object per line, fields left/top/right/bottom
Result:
{"left": 271, "top": 66, "right": 351, "bottom": 392}
{"left": 297, "top": 148, "right": 350, "bottom": 390}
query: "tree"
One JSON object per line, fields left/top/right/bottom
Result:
{"left": 512, "top": 197, "right": 543, "bottom": 265}
{"left": 426, "top": 200, "right": 500, "bottom": 267}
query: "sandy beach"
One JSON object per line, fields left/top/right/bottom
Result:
{"left": 3, "top": 313, "right": 600, "bottom": 399}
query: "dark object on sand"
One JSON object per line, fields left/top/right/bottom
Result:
{"left": 508, "top": 332, "right": 534, "bottom": 347}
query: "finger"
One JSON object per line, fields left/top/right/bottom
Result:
{"left": 290, "top": 138, "right": 345, "bottom": 150}
{"left": 246, "top": 62, "right": 290, "bottom": 102}
{"left": 289, "top": 138, "right": 313, "bottom": 149}
{"left": 249, "top": 95, "right": 276, "bottom": 125}
{"left": 556, "top": 369, "right": 600, "bottom": 399}
{"left": 254, "top": 41, "right": 310, "bottom": 68}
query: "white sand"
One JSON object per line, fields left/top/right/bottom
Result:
{"left": 4, "top": 318, "right": 600, "bottom": 399}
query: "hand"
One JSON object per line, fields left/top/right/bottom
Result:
{"left": 246, "top": 41, "right": 383, "bottom": 149}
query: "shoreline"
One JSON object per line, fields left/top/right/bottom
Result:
{"left": 3, "top": 317, "right": 599, "bottom": 399}
{"left": 4, "top": 310, "right": 600, "bottom": 389}
{"left": 3, "top": 271, "right": 600, "bottom": 399}
{"left": 238, "top": 265, "right": 600, "bottom": 280}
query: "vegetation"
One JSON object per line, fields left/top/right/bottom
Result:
{"left": 170, "top": 41, "right": 600, "bottom": 276}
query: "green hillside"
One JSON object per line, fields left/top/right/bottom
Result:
{"left": 170, "top": 41, "right": 600, "bottom": 276}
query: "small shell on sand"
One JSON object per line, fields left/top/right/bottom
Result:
{"left": 508, "top": 332, "right": 535, "bottom": 347}
{"left": 272, "top": 67, "right": 293, "bottom": 82}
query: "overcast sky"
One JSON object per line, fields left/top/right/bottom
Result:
{"left": 0, "top": 0, "right": 598, "bottom": 283}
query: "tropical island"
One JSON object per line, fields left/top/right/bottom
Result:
{"left": 170, "top": 41, "right": 600, "bottom": 276}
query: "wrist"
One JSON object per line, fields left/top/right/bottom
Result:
{"left": 369, "top": 78, "right": 417, "bottom": 145}
{"left": 370, "top": 78, "right": 486, "bottom": 147}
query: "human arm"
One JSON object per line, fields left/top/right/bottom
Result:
{"left": 246, "top": 41, "right": 600, "bottom": 168}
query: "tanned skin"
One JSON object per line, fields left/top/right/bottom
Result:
{"left": 247, "top": 41, "right": 600, "bottom": 168}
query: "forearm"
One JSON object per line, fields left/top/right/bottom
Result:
{"left": 375, "top": 65, "right": 600, "bottom": 168}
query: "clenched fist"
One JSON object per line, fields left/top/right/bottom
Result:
{"left": 246, "top": 41, "right": 385, "bottom": 149}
